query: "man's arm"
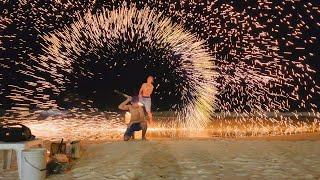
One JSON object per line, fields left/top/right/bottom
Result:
{"left": 150, "top": 85, "right": 154, "bottom": 95}
{"left": 139, "top": 83, "right": 145, "bottom": 96}
{"left": 118, "top": 97, "right": 131, "bottom": 111}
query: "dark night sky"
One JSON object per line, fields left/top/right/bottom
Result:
{"left": 0, "top": 0, "right": 319, "bottom": 113}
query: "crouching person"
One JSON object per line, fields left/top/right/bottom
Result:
{"left": 118, "top": 96, "right": 147, "bottom": 141}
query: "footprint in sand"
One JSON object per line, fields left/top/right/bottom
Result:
{"left": 139, "top": 143, "right": 182, "bottom": 179}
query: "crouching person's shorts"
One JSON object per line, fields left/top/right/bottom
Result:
{"left": 124, "top": 122, "right": 142, "bottom": 138}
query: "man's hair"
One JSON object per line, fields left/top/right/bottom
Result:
{"left": 131, "top": 96, "right": 139, "bottom": 104}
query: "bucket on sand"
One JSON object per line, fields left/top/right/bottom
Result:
{"left": 22, "top": 148, "right": 46, "bottom": 180}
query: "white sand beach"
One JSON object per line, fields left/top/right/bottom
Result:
{"left": 1, "top": 134, "right": 319, "bottom": 179}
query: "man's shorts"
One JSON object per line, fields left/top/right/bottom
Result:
{"left": 124, "top": 123, "right": 142, "bottom": 137}
{"left": 139, "top": 97, "right": 151, "bottom": 112}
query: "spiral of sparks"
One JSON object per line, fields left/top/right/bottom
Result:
{"left": 36, "top": 4, "right": 216, "bottom": 128}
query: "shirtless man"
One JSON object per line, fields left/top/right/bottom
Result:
{"left": 139, "top": 76, "right": 154, "bottom": 124}
{"left": 118, "top": 96, "right": 147, "bottom": 141}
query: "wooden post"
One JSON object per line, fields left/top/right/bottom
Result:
{"left": 71, "top": 141, "right": 80, "bottom": 159}
{"left": 3, "top": 150, "right": 13, "bottom": 169}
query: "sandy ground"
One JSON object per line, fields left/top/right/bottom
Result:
{"left": 0, "top": 134, "right": 320, "bottom": 180}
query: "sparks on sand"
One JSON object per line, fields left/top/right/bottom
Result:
{"left": 15, "top": 113, "right": 320, "bottom": 141}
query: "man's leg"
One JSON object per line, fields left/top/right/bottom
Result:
{"left": 140, "top": 121, "right": 147, "bottom": 140}
{"left": 145, "top": 98, "right": 154, "bottom": 125}
{"left": 124, "top": 125, "right": 134, "bottom": 141}
{"left": 124, "top": 132, "right": 130, "bottom": 141}
{"left": 147, "top": 112, "right": 153, "bottom": 124}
